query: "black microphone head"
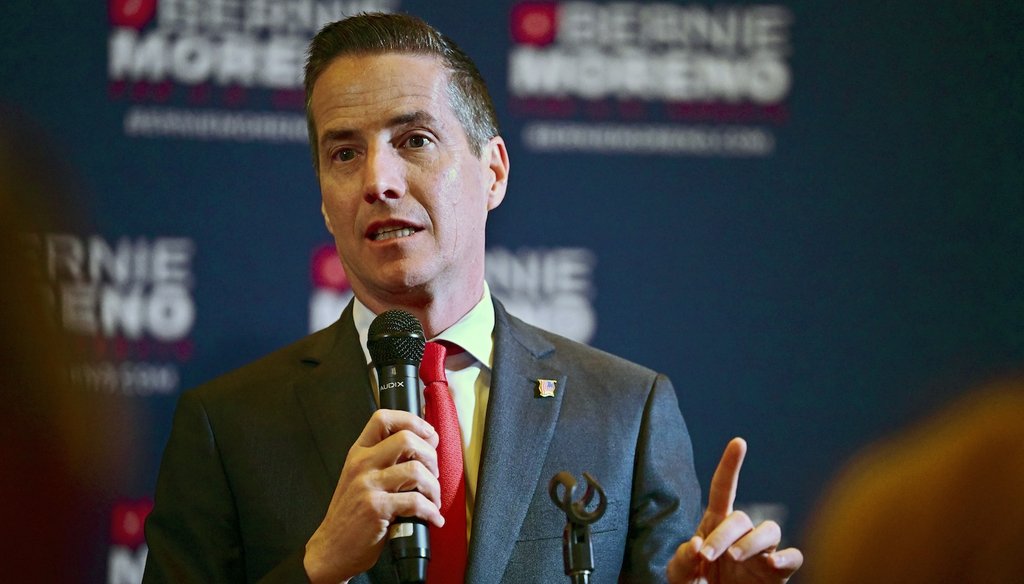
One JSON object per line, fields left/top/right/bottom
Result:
{"left": 367, "top": 309, "right": 426, "bottom": 365}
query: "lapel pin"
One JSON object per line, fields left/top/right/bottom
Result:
{"left": 536, "top": 379, "right": 557, "bottom": 398}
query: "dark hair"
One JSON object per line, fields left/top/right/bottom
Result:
{"left": 303, "top": 12, "right": 499, "bottom": 170}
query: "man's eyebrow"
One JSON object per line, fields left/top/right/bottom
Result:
{"left": 388, "top": 110, "right": 437, "bottom": 129}
{"left": 320, "top": 128, "right": 357, "bottom": 146}
{"left": 319, "top": 111, "right": 439, "bottom": 146}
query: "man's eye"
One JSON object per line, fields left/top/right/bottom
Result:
{"left": 334, "top": 149, "right": 356, "bottom": 162}
{"left": 406, "top": 135, "right": 432, "bottom": 149}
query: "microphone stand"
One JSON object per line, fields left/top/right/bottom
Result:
{"left": 549, "top": 471, "right": 607, "bottom": 584}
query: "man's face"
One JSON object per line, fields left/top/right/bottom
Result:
{"left": 311, "top": 53, "right": 508, "bottom": 307}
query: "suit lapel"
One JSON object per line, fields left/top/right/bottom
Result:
{"left": 293, "top": 303, "right": 377, "bottom": 483}
{"left": 466, "top": 301, "right": 567, "bottom": 584}
{"left": 291, "top": 305, "right": 399, "bottom": 583}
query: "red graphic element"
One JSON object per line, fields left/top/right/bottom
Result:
{"left": 223, "top": 85, "right": 249, "bottom": 107}
{"left": 511, "top": 2, "right": 558, "bottom": 46}
{"left": 312, "top": 244, "right": 350, "bottom": 292}
{"left": 173, "top": 339, "right": 195, "bottom": 361}
{"left": 110, "top": 499, "right": 153, "bottom": 548}
{"left": 272, "top": 89, "right": 307, "bottom": 110}
{"left": 109, "top": 0, "right": 157, "bottom": 29}
{"left": 108, "top": 80, "right": 128, "bottom": 99}
{"left": 665, "top": 103, "right": 790, "bottom": 125}
{"left": 509, "top": 97, "right": 578, "bottom": 117}
{"left": 617, "top": 99, "right": 649, "bottom": 120}
{"left": 152, "top": 81, "right": 174, "bottom": 102}
{"left": 130, "top": 81, "right": 149, "bottom": 101}
{"left": 583, "top": 100, "right": 615, "bottom": 119}
{"left": 188, "top": 84, "right": 212, "bottom": 104}
{"left": 84, "top": 336, "right": 193, "bottom": 362}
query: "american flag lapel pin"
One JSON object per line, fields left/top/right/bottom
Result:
{"left": 536, "top": 379, "right": 557, "bottom": 398}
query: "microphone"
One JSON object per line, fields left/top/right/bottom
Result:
{"left": 367, "top": 309, "right": 429, "bottom": 584}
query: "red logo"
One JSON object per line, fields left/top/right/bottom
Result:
{"left": 110, "top": 499, "right": 153, "bottom": 547}
{"left": 109, "top": 0, "right": 157, "bottom": 29}
{"left": 311, "top": 244, "right": 350, "bottom": 291}
{"left": 511, "top": 2, "right": 558, "bottom": 46}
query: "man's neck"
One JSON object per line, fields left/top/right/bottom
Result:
{"left": 354, "top": 281, "right": 485, "bottom": 339}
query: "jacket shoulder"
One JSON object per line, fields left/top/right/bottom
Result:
{"left": 497, "top": 302, "right": 663, "bottom": 386}
{"left": 186, "top": 321, "right": 343, "bottom": 405}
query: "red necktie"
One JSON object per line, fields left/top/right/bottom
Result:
{"left": 420, "top": 341, "right": 468, "bottom": 582}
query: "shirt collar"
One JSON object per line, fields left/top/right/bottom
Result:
{"left": 353, "top": 282, "right": 495, "bottom": 370}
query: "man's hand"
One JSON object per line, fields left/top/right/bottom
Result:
{"left": 667, "top": 438, "right": 803, "bottom": 584}
{"left": 303, "top": 409, "right": 444, "bottom": 584}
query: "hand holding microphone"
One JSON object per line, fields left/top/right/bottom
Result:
{"left": 302, "top": 310, "right": 441, "bottom": 584}
{"left": 367, "top": 310, "right": 433, "bottom": 583}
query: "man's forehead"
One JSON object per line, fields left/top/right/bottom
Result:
{"left": 311, "top": 53, "right": 452, "bottom": 125}
{"left": 318, "top": 53, "right": 447, "bottom": 98}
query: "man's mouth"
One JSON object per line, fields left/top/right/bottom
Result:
{"left": 371, "top": 225, "right": 419, "bottom": 241}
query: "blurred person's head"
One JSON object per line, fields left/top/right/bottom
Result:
{"left": 803, "top": 379, "right": 1024, "bottom": 583}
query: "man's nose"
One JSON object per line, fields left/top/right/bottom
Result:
{"left": 362, "top": 146, "right": 404, "bottom": 204}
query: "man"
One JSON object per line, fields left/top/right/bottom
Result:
{"left": 143, "top": 13, "right": 802, "bottom": 584}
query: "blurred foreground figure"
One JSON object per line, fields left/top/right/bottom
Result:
{"left": 0, "top": 107, "right": 87, "bottom": 581}
{"left": 1, "top": 105, "right": 129, "bottom": 582}
{"left": 804, "top": 379, "right": 1024, "bottom": 583}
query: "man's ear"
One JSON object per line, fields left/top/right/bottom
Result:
{"left": 321, "top": 201, "right": 334, "bottom": 234}
{"left": 485, "top": 136, "right": 510, "bottom": 211}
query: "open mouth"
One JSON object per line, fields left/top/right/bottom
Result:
{"left": 370, "top": 225, "right": 419, "bottom": 241}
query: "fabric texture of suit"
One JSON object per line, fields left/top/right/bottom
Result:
{"left": 143, "top": 298, "right": 702, "bottom": 583}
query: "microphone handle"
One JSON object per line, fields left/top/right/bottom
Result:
{"left": 378, "top": 361, "right": 429, "bottom": 584}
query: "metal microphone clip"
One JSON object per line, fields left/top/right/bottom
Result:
{"left": 549, "top": 471, "right": 607, "bottom": 584}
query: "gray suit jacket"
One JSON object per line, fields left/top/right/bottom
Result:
{"left": 143, "top": 299, "right": 701, "bottom": 583}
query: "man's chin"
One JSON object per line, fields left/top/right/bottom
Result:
{"left": 355, "top": 273, "right": 436, "bottom": 305}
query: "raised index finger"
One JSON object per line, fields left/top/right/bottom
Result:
{"left": 706, "top": 437, "right": 747, "bottom": 518}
